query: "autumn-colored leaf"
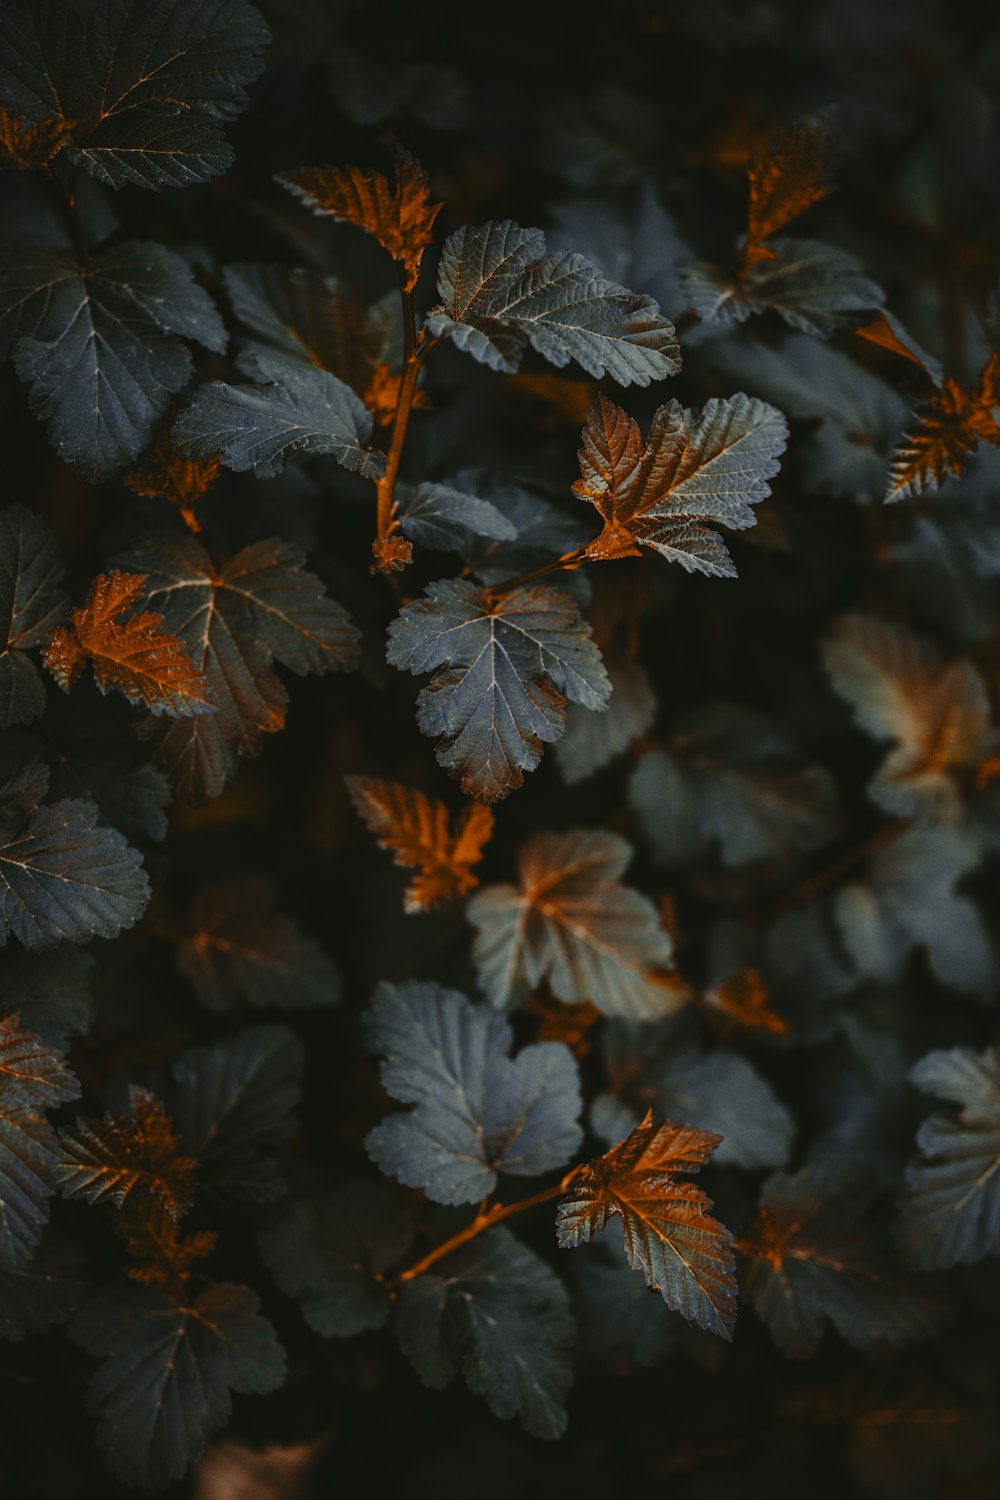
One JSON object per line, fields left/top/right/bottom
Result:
{"left": 124, "top": 430, "right": 221, "bottom": 533}
{"left": 854, "top": 310, "right": 942, "bottom": 382}
{"left": 524, "top": 992, "right": 602, "bottom": 1058}
{"left": 346, "top": 776, "right": 493, "bottom": 912}
{"left": 279, "top": 147, "right": 442, "bottom": 293}
{"left": 745, "top": 116, "right": 834, "bottom": 266}
{"left": 0, "top": 105, "right": 74, "bottom": 170}
{"left": 572, "top": 391, "right": 787, "bottom": 575}
{"left": 556, "top": 1108, "right": 737, "bottom": 1338}
{"left": 886, "top": 355, "right": 1000, "bottom": 501}
{"left": 699, "top": 968, "right": 789, "bottom": 1038}
{"left": 44, "top": 571, "right": 216, "bottom": 718}
{"left": 363, "top": 361, "right": 431, "bottom": 427}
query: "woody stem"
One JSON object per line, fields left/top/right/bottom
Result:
{"left": 374, "top": 285, "right": 434, "bottom": 546}
{"left": 490, "top": 546, "right": 589, "bottom": 596}
{"left": 393, "top": 1172, "right": 579, "bottom": 1287}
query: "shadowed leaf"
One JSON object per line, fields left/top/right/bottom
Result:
{"left": 0, "top": 504, "right": 67, "bottom": 729}
{"left": 125, "top": 431, "right": 221, "bottom": 534}
{"left": 745, "top": 115, "right": 835, "bottom": 263}
{"left": 0, "top": 1011, "right": 80, "bottom": 1268}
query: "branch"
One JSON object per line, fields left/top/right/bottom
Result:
{"left": 372, "top": 279, "right": 436, "bottom": 569}
{"left": 489, "top": 545, "right": 589, "bottom": 596}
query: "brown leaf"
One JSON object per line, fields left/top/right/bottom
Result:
{"left": 745, "top": 115, "right": 834, "bottom": 265}
{"left": 0, "top": 105, "right": 74, "bottom": 170}
{"left": 44, "top": 570, "right": 216, "bottom": 717}
{"left": 557, "top": 1109, "right": 736, "bottom": 1337}
{"left": 700, "top": 968, "right": 789, "bottom": 1038}
{"left": 346, "top": 775, "right": 493, "bottom": 912}
{"left": 280, "top": 147, "right": 442, "bottom": 292}
{"left": 125, "top": 430, "right": 221, "bottom": 533}
{"left": 524, "top": 992, "right": 602, "bottom": 1058}
{"left": 887, "top": 354, "right": 1000, "bottom": 500}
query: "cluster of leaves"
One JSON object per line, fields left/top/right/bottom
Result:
{"left": 3, "top": 1, "right": 1000, "bottom": 1497}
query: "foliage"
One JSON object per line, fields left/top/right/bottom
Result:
{"left": 2, "top": 2, "right": 1000, "bottom": 1496}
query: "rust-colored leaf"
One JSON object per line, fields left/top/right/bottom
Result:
{"left": 557, "top": 1108, "right": 737, "bottom": 1337}
{"left": 524, "top": 992, "right": 602, "bottom": 1058}
{"left": 124, "top": 430, "right": 221, "bottom": 533}
{"left": 43, "top": 570, "right": 216, "bottom": 717}
{"left": 854, "top": 311, "right": 937, "bottom": 377}
{"left": 363, "top": 362, "right": 432, "bottom": 428}
{"left": 700, "top": 968, "right": 789, "bottom": 1038}
{"left": 0, "top": 105, "right": 74, "bottom": 170}
{"left": 887, "top": 355, "right": 1000, "bottom": 501}
{"left": 745, "top": 116, "right": 834, "bottom": 266}
{"left": 280, "top": 147, "right": 442, "bottom": 292}
{"left": 346, "top": 776, "right": 494, "bottom": 912}
{"left": 370, "top": 533, "right": 414, "bottom": 575}
{"left": 503, "top": 371, "right": 598, "bottom": 425}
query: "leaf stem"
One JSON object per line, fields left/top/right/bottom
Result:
{"left": 393, "top": 1171, "right": 579, "bottom": 1287}
{"left": 374, "top": 283, "right": 435, "bottom": 550}
{"left": 489, "top": 545, "right": 589, "bottom": 596}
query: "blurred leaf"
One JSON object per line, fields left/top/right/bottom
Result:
{"left": 346, "top": 776, "right": 493, "bottom": 912}
{"left": 0, "top": 504, "right": 67, "bottom": 729}
{"left": 683, "top": 238, "right": 884, "bottom": 337}
{"left": 0, "top": 1011, "right": 79, "bottom": 1268}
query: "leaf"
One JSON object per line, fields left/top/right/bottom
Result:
{"left": 44, "top": 570, "right": 216, "bottom": 718}
{"left": 427, "top": 219, "right": 680, "bottom": 386}
{"left": 58, "top": 1088, "right": 195, "bottom": 1217}
{"left": 0, "top": 240, "right": 227, "bottom": 480}
{"left": 172, "top": 1026, "right": 304, "bottom": 1208}
{"left": 177, "top": 877, "right": 340, "bottom": 1010}
{"left": 44, "top": 731, "right": 171, "bottom": 843}
{"left": 572, "top": 1236, "right": 679, "bottom": 1372}
{"left": 363, "top": 980, "right": 582, "bottom": 1206}
{"left": 468, "top": 827, "right": 682, "bottom": 1020}
{"left": 174, "top": 353, "right": 386, "bottom": 482}
{"left": 571, "top": 391, "right": 787, "bottom": 575}
{"left": 115, "top": 532, "right": 359, "bottom": 801}
{"left": 886, "top": 355, "right": 1000, "bottom": 501}
{"left": 700, "top": 967, "right": 789, "bottom": 1039}
{"left": 0, "top": 0, "right": 270, "bottom": 191}
{"left": 822, "top": 614, "right": 993, "bottom": 820}
{"left": 555, "top": 649, "right": 656, "bottom": 784}
{"left": 0, "top": 1012, "right": 80, "bottom": 1268}
{"left": 0, "top": 1239, "right": 87, "bottom": 1340}
{"left": 556, "top": 1109, "right": 736, "bottom": 1338}
{"left": 397, "top": 480, "right": 518, "bottom": 553}
{"left": 386, "top": 578, "right": 610, "bottom": 803}
{"left": 259, "top": 1181, "right": 413, "bottom": 1337}
{"left": 896, "top": 1047, "right": 1000, "bottom": 1270}
{"left": 628, "top": 704, "right": 839, "bottom": 868}
{"left": 834, "top": 825, "right": 992, "bottom": 994}
{"left": 124, "top": 430, "right": 221, "bottom": 534}
{"left": 346, "top": 776, "right": 494, "bottom": 912}
{"left": 395, "top": 1227, "right": 573, "bottom": 1439}
{"left": 0, "top": 104, "right": 73, "bottom": 171}
{"left": 738, "top": 1163, "right": 948, "bottom": 1357}
{"left": 682, "top": 237, "right": 884, "bottom": 338}
{"left": 744, "top": 115, "right": 835, "bottom": 262}
{"left": 0, "top": 503, "right": 67, "bottom": 728}
{"left": 854, "top": 309, "right": 944, "bottom": 385}
{"left": 279, "top": 147, "right": 442, "bottom": 292}
{"left": 594, "top": 1037, "right": 794, "bottom": 1170}
{"left": 0, "top": 788, "right": 150, "bottom": 951}
{"left": 70, "top": 1280, "right": 285, "bottom": 1490}
{"left": 0, "top": 948, "right": 94, "bottom": 1049}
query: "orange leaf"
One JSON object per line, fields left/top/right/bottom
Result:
{"left": 524, "top": 992, "right": 602, "bottom": 1058}
{"left": 887, "top": 354, "right": 1000, "bottom": 501}
{"left": 557, "top": 1109, "right": 736, "bottom": 1337}
{"left": 346, "top": 776, "right": 493, "bottom": 912}
{"left": 700, "top": 968, "right": 789, "bottom": 1038}
{"left": 745, "top": 115, "right": 834, "bottom": 266}
{"left": 280, "top": 147, "right": 442, "bottom": 293}
{"left": 0, "top": 105, "right": 74, "bottom": 171}
{"left": 125, "top": 430, "right": 221, "bottom": 533}
{"left": 44, "top": 570, "right": 216, "bottom": 717}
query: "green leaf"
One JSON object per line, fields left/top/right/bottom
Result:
{"left": 0, "top": 782, "right": 150, "bottom": 951}
{"left": 468, "top": 827, "right": 681, "bottom": 1020}
{"left": 174, "top": 354, "right": 386, "bottom": 481}
{"left": 628, "top": 704, "right": 839, "bottom": 868}
{"left": 0, "top": 0, "right": 270, "bottom": 191}
{"left": 822, "top": 614, "right": 992, "bottom": 820}
{"left": 427, "top": 219, "right": 680, "bottom": 385}
{"left": 682, "top": 237, "right": 884, "bottom": 337}
{"left": 177, "top": 877, "right": 340, "bottom": 1011}
{"left": 172, "top": 1025, "right": 304, "bottom": 1207}
{"left": 387, "top": 579, "right": 610, "bottom": 803}
{"left": 70, "top": 1280, "right": 286, "bottom": 1490}
{"left": 740, "top": 1163, "right": 948, "bottom": 1357}
{"left": 896, "top": 1047, "right": 1000, "bottom": 1270}
{"left": 364, "top": 980, "right": 582, "bottom": 1205}
{"left": 259, "top": 1181, "right": 413, "bottom": 1336}
{"left": 396, "top": 1227, "right": 574, "bottom": 1439}
{"left": 116, "top": 532, "right": 360, "bottom": 801}
{"left": 0, "top": 505, "right": 67, "bottom": 729}
{"left": 0, "top": 241, "right": 226, "bottom": 480}
{"left": 0, "top": 1012, "right": 80, "bottom": 1268}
